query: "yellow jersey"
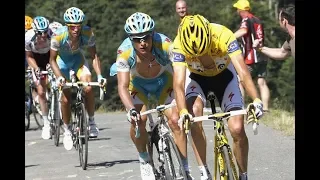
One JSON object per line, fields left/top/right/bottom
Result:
{"left": 171, "top": 23, "right": 242, "bottom": 76}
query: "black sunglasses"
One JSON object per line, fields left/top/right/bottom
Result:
{"left": 129, "top": 33, "right": 152, "bottom": 42}
{"left": 35, "top": 29, "right": 48, "bottom": 35}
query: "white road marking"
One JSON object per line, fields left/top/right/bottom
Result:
{"left": 117, "top": 170, "right": 133, "bottom": 175}
{"left": 67, "top": 174, "right": 77, "bottom": 178}
{"left": 28, "top": 142, "right": 37, "bottom": 146}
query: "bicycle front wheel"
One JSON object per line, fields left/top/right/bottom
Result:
{"left": 163, "top": 134, "right": 187, "bottom": 180}
{"left": 29, "top": 86, "right": 43, "bottom": 129}
{"left": 147, "top": 130, "right": 165, "bottom": 179}
{"left": 25, "top": 102, "right": 30, "bottom": 131}
{"left": 52, "top": 91, "right": 61, "bottom": 147}
{"left": 77, "top": 103, "right": 89, "bottom": 170}
{"left": 217, "top": 145, "right": 237, "bottom": 180}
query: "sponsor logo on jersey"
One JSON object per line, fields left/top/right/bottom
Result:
{"left": 173, "top": 52, "right": 185, "bottom": 62}
{"left": 227, "top": 40, "right": 240, "bottom": 53}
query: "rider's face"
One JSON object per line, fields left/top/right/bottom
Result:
{"left": 67, "top": 23, "right": 82, "bottom": 38}
{"left": 35, "top": 30, "right": 48, "bottom": 40}
{"left": 130, "top": 32, "right": 153, "bottom": 55}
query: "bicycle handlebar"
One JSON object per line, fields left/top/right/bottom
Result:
{"left": 59, "top": 81, "right": 106, "bottom": 101}
{"left": 140, "top": 102, "right": 176, "bottom": 116}
{"left": 133, "top": 102, "right": 176, "bottom": 139}
{"left": 192, "top": 109, "right": 247, "bottom": 122}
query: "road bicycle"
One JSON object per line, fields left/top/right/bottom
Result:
{"left": 132, "top": 102, "right": 187, "bottom": 180}
{"left": 181, "top": 91, "right": 259, "bottom": 180}
{"left": 58, "top": 78, "right": 106, "bottom": 170}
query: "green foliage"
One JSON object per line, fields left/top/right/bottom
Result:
{"left": 25, "top": 0, "right": 295, "bottom": 112}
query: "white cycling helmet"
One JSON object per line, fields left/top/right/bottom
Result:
{"left": 49, "top": 21, "right": 63, "bottom": 36}
{"left": 32, "top": 16, "right": 50, "bottom": 32}
{"left": 64, "top": 7, "right": 85, "bottom": 24}
{"left": 124, "top": 12, "right": 155, "bottom": 35}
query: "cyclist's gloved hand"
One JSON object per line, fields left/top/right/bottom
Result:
{"left": 249, "top": 98, "right": 264, "bottom": 119}
{"left": 97, "top": 75, "right": 107, "bottom": 87}
{"left": 56, "top": 76, "right": 66, "bottom": 87}
{"left": 35, "top": 68, "right": 41, "bottom": 79}
{"left": 178, "top": 108, "right": 193, "bottom": 131}
{"left": 126, "top": 108, "right": 140, "bottom": 124}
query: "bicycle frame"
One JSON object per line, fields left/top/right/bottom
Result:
{"left": 192, "top": 110, "right": 246, "bottom": 180}
{"left": 138, "top": 102, "right": 187, "bottom": 179}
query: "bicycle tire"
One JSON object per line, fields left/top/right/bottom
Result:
{"left": 218, "top": 145, "right": 235, "bottom": 180}
{"left": 52, "top": 91, "right": 61, "bottom": 147}
{"left": 147, "top": 131, "right": 165, "bottom": 179}
{"left": 71, "top": 110, "right": 79, "bottom": 150}
{"left": 29, "top": 86, "right": 43, "bottom": 129}
{"left": 25, "top": 102, "right": 30, "bottom": 131}
{"left": 163, "top": 134, "right": 187, "bottom": 180}
{"left": 77, "top": 103, "right": 89, "bottom": 170}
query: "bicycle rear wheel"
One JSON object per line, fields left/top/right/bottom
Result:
{"left": 25, "top": 102, "right": 30, "bottom": 131}
{"left": 163, "top": 134, "right": 187, "bottom": 180}
{"left": 77, "top": 103, "right": 89, "bottom": 170}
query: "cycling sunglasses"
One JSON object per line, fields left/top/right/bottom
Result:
{"left": 66, "top": 23, "right": 82, "bottom": 30}
{"left": 35, "top": 29, "right": 48, "bottom": 35}
{"left": 129, "top": 32, "right": 153, "bottom": 43}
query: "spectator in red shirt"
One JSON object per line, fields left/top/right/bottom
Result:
{"left": 233, "top": 0, "right": 270, "bottom": 113}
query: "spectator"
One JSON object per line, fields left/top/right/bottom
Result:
{"left": 176, "top": 0, "right": 188, "bottom": 20}
{"left": 253, "top": 4, "right": 295, "bottom": 60}
{"left": 233, "top": 0, "right": 270, "bottom": 113}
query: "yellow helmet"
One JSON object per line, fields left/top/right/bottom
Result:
{"left": 25, "top": 16, "right": 33, "bottom": 30}
{"left": 178, "top": 14, "right": 211, "bottom": 56}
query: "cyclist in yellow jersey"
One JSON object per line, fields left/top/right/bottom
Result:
{"left": 170, "top": 14, "right": 264, "bottom": 180}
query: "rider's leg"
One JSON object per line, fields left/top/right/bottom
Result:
{"left": 185, "top": 70, "right": 211, "bottom": 179}
{"left": 128, "top": 81, "right": 155, "bottom": 179}
{"left": 165, "top": 102, "right": 189, "bottom": 171}
{"left": 222, "top": 64, "right": 249, "bottom": 180}
{"left": 56, "top": 56, "right": 74, "bottom": 150}
{"left": 38, "top": 77, "right": 50, "bottom": 139}
{"left": 228, "top": 114, "right": 248, "bottom": 174}
{"left": 131, "top": 104, "right": 155, "bottom": 179}
{"left": 75, "top": 58, "right": 99, "bottom": 138}
{"left": 60, "top": 89, "right": 73, "bottom": 150}
{"left": 188, "top": 96, "right": 211, "bottom": 179}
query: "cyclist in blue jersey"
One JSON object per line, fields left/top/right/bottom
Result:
{"left": 110, "top": 12, "right": 192, "bottom": 180}
{"left": 49, "top": 7, "right": 106, "bottom": 150}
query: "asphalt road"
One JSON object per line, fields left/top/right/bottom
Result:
{"left": 25, "top": 113, "right": 295, "bottom": 180}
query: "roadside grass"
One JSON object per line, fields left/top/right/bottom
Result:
{"left": 260, "top": 108, "right": 295, "bottom": 136}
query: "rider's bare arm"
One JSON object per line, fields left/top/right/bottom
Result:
{"left": 231, "top": 53, "right": 260, "bottom": 100}
{"left": 88, "top": 46, "right": 102, "bottom": 76}
{"left": 172, "top": 64, "right": 188, "bottom": 114}
{"left": 25, "top": 51, "right": 39, "bottom": 70}
{"left": 117, "top": 71, "right": 135, "bottom": 110}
